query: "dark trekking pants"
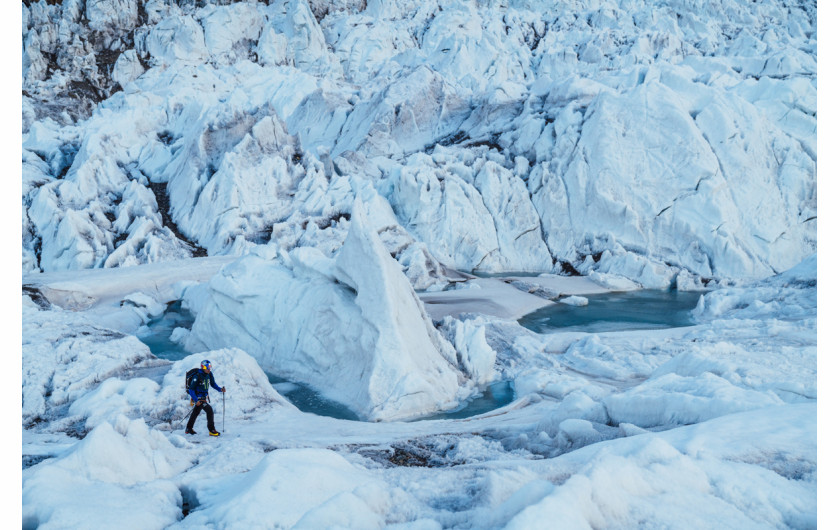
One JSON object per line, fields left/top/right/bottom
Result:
{"left": 186, "top": 402, "right": 215, "bottom": 432}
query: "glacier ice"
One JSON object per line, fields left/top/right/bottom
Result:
{"left": 21, "top": 0, "right": 818, "bottom": 527}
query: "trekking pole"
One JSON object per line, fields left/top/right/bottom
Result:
{"left": 175, "top": 408, "right": 191, "bottom": 430}
{"left": 223, "top": 392, "right": 226, "bottom": 433}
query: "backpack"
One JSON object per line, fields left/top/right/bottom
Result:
{"left": 185, "top": 368, "right": 201, "bottom": 395}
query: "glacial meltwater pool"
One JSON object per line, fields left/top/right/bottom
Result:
{"left": 137, "top": 301, "right": 194, "bottom": 361}
{"left": 137, "top": 301, "right": 515, "bottom": 421}
{"left": 136, "top": 303, "right": 361, "bottom": 420}
{"left": 518, "top": 289, "right": 704, "bottom": 334}
{"left": 415, "top": 380, "right": 515, "bottom": 421}
{"left": 265, "top": 375, "right": 515, "bottom": 422}
{"left": 267, "top": 373, "right": 361, "bottom": 421}
{"left": 138, "top": 290, "right": 701, "bottom": 422}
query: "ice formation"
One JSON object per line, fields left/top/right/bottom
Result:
{"left": 22, "top": 0, "right": 817, "bottom": 527}
{"left": 22, "top": 0, "right": 814, "bottom": 284}
{"left": 185, "top": 200, "right": 469, "bottom": 421}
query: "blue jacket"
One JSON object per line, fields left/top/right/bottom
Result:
{"left": 188, "top": 371, "right": 222, "bottom": 401}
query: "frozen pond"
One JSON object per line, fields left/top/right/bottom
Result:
{"left": 519, "top": 290, "right": 704, "bottom": 334}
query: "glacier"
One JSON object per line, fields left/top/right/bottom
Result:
{"left": 21, "top": 0, "right": 817, "bottom": 528}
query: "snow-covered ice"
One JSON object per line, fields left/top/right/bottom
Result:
{"left": 21, "top": 0, "right": 818, "bottom": 527}
{"left": 21, "top": 250, "right": 817, "bottom": 528}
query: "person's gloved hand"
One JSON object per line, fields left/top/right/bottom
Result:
{"left": 221, "top": 386, "right": 226, "bottom": 393}
{"left": 189, "top": 399, "right": 194, "bottom": 406}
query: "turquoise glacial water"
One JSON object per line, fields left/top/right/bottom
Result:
{"left": 137, "top": 289, "right": 701, "bottom": 422}
{"left": 518, "top": 289, "right": 704, "bottom": 334}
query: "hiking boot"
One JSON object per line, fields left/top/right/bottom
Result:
{"left": 185, "top": 428, "right": 197, "bottom": 435}
{"left": 209, "top": 430, "right": 220, "bottom": 436}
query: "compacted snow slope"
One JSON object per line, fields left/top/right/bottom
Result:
{"left": 22, "top": 0, "right": 817, "bottom": 528}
